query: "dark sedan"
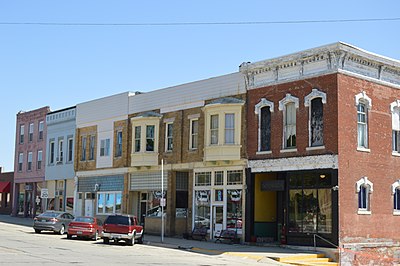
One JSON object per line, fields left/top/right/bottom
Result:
{"left": 33, "top": 211, "right": 74, "bottom": 235}
{"left": 67, "top": 216, "right": 103, "bottom": 240}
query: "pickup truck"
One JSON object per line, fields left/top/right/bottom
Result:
{"left": 101, "top": 214, "right": 144, "bottom": 245}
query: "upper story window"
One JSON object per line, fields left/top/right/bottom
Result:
{"left": 67, "top": 137, "right": 73, "bottom": 162}
{"left": 37, "top": 150, "right": 42, "bottom": 170}
{"left": 391, "top": 100, "right": 400, "bottom": 154}
{"left": 18, "top": 152, "right": 23, "bottom": 172}
{"left": 134, "top": 126, "right": 141, "bottom": 152}
{"left": 305, "top": 89, "right": 327, "bottom": 148}
{"left": 131, "top": 112, "right": 162, "bottom": 154}
{"left": 115, "top": 131, "right": 123, "bottom": 157}
{"left": 165, "top": 122, "right": 173, "bottom": 152}
{"left": 58, "top": 139, "right": 64, "bottom": 163}
{"left": 224, "top": 113, "right": 235, "bottom": 144}
{"left": 100, "top": 139, "right": 110, "bottom": 157}
{"left": 38, "top": 121, "right": 44, "bottom": 140}
{"left": 279, "top": 94, "right": 299, "bottom": 150}
{"left": 227, "top": 170, "right": 243, "bottom": 185}
{"left": 29, "top": 123, "right": 34, "bottom": 142}
{"left": 189, "top": 118, "right": 199, "bottom": 150}
{"left": 19, "top": 125, "right": 25, "bottom": 144}
{"left": 355, "top": 91, "right": 372, "bottom": 150}
{"left": 356, "top": 176, "right": 373, "bottom": 214}
{"left": 81, "top": 136, "right": 87, "bottom": 161}
{"left": 210, "top": 114, "right": 219, "bottom": 145}
{"left": 214, "top": 171, "right": 224, "bottom": 186}
{"left": 255, "top": 98, "right": 274, "bottom": 152}
{"left": 27, "top": 152, "right": 32, "bottom": 171}
{"left": 49, "top": 140, "right": 55, "bottom": 164}
{"left": 146, "top": 125, "right": 155, "bottom": 152}
{"left": 89, "top": 135, "right": 95, "bottom": 160}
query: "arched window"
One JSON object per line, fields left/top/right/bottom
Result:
{"left": 255, "top": 98, "right": 274, "bottom": 152}
{"left": 391, "top": 100, "right": 400, "bottom": 154}
{"left": 279, "top": 94, "right": 299, "bottom": 150}
{"left": 356, "top": 177, "right": 373, "bottom": 214}
{"left": 391, "top": 180, "right": 400, "bottom": 213}
{"left": 355, "top": 92, "right": 372, "bottom": 150}
{"left": 305, "top": 89, "right": 327, "bottom": 148}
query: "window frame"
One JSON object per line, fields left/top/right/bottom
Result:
{"left": 224, "top": 113, "right": 235, "bottom": 144}
{"left": 100, "top": 138, "right": 110, "bottom": 157}
{"left": 89, "top": 135, "right": 95, "bottom": 160}
{"left": 355, "top": 91, "right": 371, "bottom": 151}
{"left": 27, "top": 151, "right": 32, "bottom": 171}
{"left": 115, "top": 131, "right": 123, "bottom": 157}
{"left": 255, "top": 98, "right": 274, "bottom": 153}
{"left": 189, "top": 118, "right": 199, "bottom": 150}
{"left": 67, "top": 137, "right": 73, "bottom": 162}
{"left": 96, "top": 191, "right": 122, "bottom": 215}
{"left": 18, "top": 152, "right": 23, "bottom": 172}
{"left": 49, "top": 140, "right": 55, "bottom": 164}
{"left": 19, "top": 124, "right": 25, "bottom": 144}
{"left": 146, "top": 125, "right": 155, "bottom": 152}
{"left": 279, "top": 93, "right": 299, "bottom": 151}
{"left": 356, "top": 176, "right": 373, "bottom": 215}
{"left": 38, "top": 121, "right": 44, "bottom": 141}
{"left": 165, "top": 122, "right": 173, "bottom": 152}
{"left": 37, "top": 150, "right": 42, "bottom": 170}
{"left": 81, "top": 136, "right": 87, "bottom": 161}
{"left": 29, "top": 123, "right": 34, "bottom": 142}
{"left": 58, "top": 139, "right": 64, "bottom": 163}
{"left": 210, "top": 114, "right": 219, "bottom": 145}
{"left": 391, "top": 100, "right": 400, "bottom": 155}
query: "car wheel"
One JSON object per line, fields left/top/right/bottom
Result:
{"left": 93, "top": 231, "right": 98, "bottom": 241}
{"left": 103, "top": 237, "right": 109, "bottom": 244}
{"left": 67, "top": 234, "right": 72, "bottom": 239}
{"left": 137, "top": 234, "right": 143, "bottom": 244}
{"left": 126, "top": 236, "right": 134, "bottom": 246}
{"left": 34, "top": 229, "right": 41, "bottom": 234}
{"left": 58, "top": 225, "right": 65, "bottom": 235}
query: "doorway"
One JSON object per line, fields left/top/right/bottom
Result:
{"left": 212, "top": 205, "right": 223, "bottom": 238}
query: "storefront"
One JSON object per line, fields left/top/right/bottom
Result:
{"left": 193, "top": 167, "right": 245, "bottom": 240}
{"left": 246, "top": 169, "right": 338, "bottom": 246}
{"left": 76, "top": 175, "right": 124, "bottom": 218}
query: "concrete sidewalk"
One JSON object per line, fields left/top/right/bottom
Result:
{"left": 0, "top": 214, "right": 326, "bottom": 265}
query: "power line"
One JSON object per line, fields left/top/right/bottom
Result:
{"left": 0, "top": 17, "right": 399, "bottom": 26}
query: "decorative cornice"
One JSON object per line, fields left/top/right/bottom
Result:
{"left": 240, "top": 42, "right": 400, "bottom": 90}
{"left": 355, "top": 91, "right": 372, "bottom": 109}
{"left": 356, "top": 176, "right": 373, "bottom": 192}
{"left": 278, "top": 93, "right": 299, "bottom": 111}
{"left": 390, "top": 100, "right": 400, "bottom": 113}
{"left": 255, "top": 98, "right": 274, "bottom": 114}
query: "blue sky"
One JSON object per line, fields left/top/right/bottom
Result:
{"left": 1, "top": 1, "right": 399, "bottom": 171}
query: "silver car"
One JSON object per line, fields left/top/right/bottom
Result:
{"left": 33, "top": 211, "right": 74, "bottom": 235}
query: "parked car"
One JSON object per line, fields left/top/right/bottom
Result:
{"left": 101, "top": 214, "right": 144, "bottom": 246}
{"left": 33, "top": 211, "right": 74, "bottom": 235}
{"left": 67, "top": 216, "right": 103, "bottom": 240}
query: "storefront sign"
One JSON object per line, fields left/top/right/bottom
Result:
{"left": 261, "top": 180, "right": 285, "bottom": 191}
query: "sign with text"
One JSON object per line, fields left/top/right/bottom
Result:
{"left": 40, "top": 189, "right": 49, "bottom": 199}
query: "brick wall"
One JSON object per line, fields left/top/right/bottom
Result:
{"left": 247, "top": 74, "right": 339, "bottom": 160}
{"left": 337, "top": 73, "right": 400, "bottom": 243}
{"left": 113, "top": 119, "right": 129, "bottom": 168}
{"left": 75, "top": 125, "right": 97, "bottom": 171}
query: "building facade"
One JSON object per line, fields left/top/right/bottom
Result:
{"left": 74, "top": 92, "right": 133, "bottom": 218}
{"left": 12, "top": 106, "right": 50, "bottom": 217}
{"left": 0, "top": 167, "right": 13, "bottom": 214}
{"left": 242, "top": 42, "right": 400, "bottom": 265}
{"left": 45, "top": 106, "right": 76, "bottom": 212}
{"left": 127, "top": 73, "right": 248, "bottom": 240}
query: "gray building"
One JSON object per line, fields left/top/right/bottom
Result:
{"left": 44, "top": 106, "right": 76, "bottom": 213}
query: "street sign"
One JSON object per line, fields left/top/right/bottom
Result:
{"left": 41, "top": 189, "right": 49, "bottom": 199}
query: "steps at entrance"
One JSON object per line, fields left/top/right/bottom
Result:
{"left": 273, "top": 253, "right": 338, "bottom": 266}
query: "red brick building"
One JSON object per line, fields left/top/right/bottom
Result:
{"left": 12, "top": 106, "right": 50, "bottom": 217}
{"left": 0, "top": 167, "right": 13, "bottom": 214}
{"left": 241, "top": 42, "right": 400, "bottom": 264}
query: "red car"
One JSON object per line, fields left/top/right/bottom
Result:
{"left": 67, "top": 216, "right": 103, "bottom": 240}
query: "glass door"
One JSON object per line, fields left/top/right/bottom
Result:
{"left": 212, "top": 205, "right": 224, "bottom": 239}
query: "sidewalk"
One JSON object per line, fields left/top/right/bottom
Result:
{"left": 0, "top": 214, "right": 323, "bottom": 265}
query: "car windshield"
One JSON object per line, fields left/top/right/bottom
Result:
{"left": 39, "top": 212, "right": 59, "bottom": 218}
{"left": 105, "top": 216, "right": 129, "bottom": 225}
{"left": 74, "top": 217, "right": 94, "bottom": 223}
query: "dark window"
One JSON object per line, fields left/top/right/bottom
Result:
{"left": 105, "top": 215, "right": 130, "bottom": 225}
{"left": 358, "top": 186, "right": 368, "bottom": 209}
{"left": 393, "top": 131, "right": 400, "bottom": 152}
{"left": 260, "top": 106, "right": 271, "bottom": 151}
{"left": 310, "top": 98, "right": 324, "bottom": 147}
{"left": 116, "top": 131, "right": 123, "bottom": 157}
{"left": 395, "top": 189, "right": 400, "bottom": 211}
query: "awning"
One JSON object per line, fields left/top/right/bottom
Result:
{"left": 0, "top": 182, "right": 11, "bottom": 193}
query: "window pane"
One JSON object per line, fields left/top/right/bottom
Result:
{"left": 191, "top": 120, "right": 199, "bottom": 149}
{"left": 214, "top": 171, "right": 224, "bottom": 186}
{"left": 227, "top": 170, "right": 242, "bottom": 185}
{"left": 210, "top": 115, "right": 219, "bottom": 145}
{"left": 105, "top": 193, "right": 115, "bottom": 213}
{"left": 135, "top": 126, "right": 141, "bottom": 152}
{"left": 260, "top": 106, "right": 271, "bottom": 151}
{"left": 285, "top": 103, "right": 296, "bottom": 148}
{"left": 227, "top": 189, "right": 242, "bottom": 232}
{"left": 317, "top": 189, "right": 332, "bottom": 233}
{"left": 195, "top": 172, "right": 211, "bottom": 186}
{"left": 311, "top": 98, "right": 324, "bottom": 147}
{"left": 225, "top": 114, "right": 235, "bottom": 144}
{"left": 115, "top": 193, "right": 122, "bottom": 213}
{"left": 194, "top": 190, "right": 210, "bottom": 229}
{"left": 97, "top": 194, "right": 104, "bottom": 214}
{"left": 146, "top": 125, "right": 154, "bottom": 151}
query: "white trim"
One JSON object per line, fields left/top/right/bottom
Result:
{"left": 357, "top": 210, "right": 371, "bottom": 215}
{"left": 278, "top": 93, "right": 299, "bottom": 111}
{"left": 355, "top": 91, "right": 372, "bottom": 109}
{"left": 76, "top": 167, "right": 129, "bottom": 177}
{"left": 306, "top": 146, "right": 325, "bottom": 151}
{"left": 356, "top": 176, "right": 373, "bottom": 192}
{"left": 357, "top": 147, "right": 371, "bottom": 153}
{"left": 280, "top": 148, "right": 298, "bottom": 153}
{"left": 255, "top": 98, "right": 274, "bottom": 114}
{"left": 304, "top": 88, "right": 327, "bottom": 107}
{"left": 248, "top": 154, "right": 338, "bottom": 172}
{"left": 392, "top": 152, "right": 400, "bottom": 157}
{"left": 256, "top": 151, "right": 272, "bottom": 155}
{"left": 390, "top": 100, "right": 400, "bottom": 113}
{"left": 393, "top": 211, "right": 400, "bottom": 216}
{"left": 391, "top": 180, "right": 400, "bottom": 194}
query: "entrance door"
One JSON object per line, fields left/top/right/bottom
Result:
{"left": 212, "top": 206, "right": 223, "bottom": 239}
{"left": 85, "top": 199, "right": 94, "bottom": 217}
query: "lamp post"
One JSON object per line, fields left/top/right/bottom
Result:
{"left": 161, "top": 159, "right": 164, "bottom": 243}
